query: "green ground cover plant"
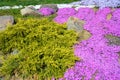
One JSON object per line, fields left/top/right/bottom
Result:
{"left": 0, "top": 9, "right": 57, "bottom": 23}
{"left": 0, "top": 0, "right": 78, "bottom": 6}
{"left": 0, "top": 18, "right": 79, "bottom": 80}
{"left": 0, "top": 9, "right": 21, "bottom": 18}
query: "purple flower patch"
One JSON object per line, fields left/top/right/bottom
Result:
{"left": 54, "top": 8, "right": 77, "bottom": 24}
{"left": 38, "top": 7, "right": 54, "bottom": 16}
{"left": 74, "top": 8, "right": 95, "bottom": 21}
{"left": 57, "top": 8, "right": 77, "bottom": 15}
{"left": 57, "top": 8, "right": 120, "bottom": 80}
{"left": 54, "top": 15, "right": 72, "bottom": 24}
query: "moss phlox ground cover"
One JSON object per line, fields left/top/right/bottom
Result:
{"left": 55, "top": 8, "right": 120, "bottom": 80}
{"left": 38, "top": 7, "right": 55, "bottom": 16}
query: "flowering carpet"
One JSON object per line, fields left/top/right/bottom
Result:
{"left": 54, "top": 7, "right": 120, "bottom": 80}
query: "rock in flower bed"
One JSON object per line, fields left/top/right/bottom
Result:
{"left": 20, "top": 6, "right": 42, "bottom": 16}
{"left": 0, "top": 15, "right": 14, "bottom": 31}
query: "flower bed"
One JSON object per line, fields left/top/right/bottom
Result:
{"left": 0, "top": 5, "right": 120, "bottom": 80}
{"left": 54, "top": 7, "right": 120, "bottom": 80}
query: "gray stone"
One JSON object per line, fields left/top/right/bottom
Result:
{"left": 67, "top": 16, "right": 84, "bottom": 33}
{"left": 105, "top": 34, "right": 120, "bottom": 45}
{"left": 77, "top": 30, "right": 91, "bottom": 42}
{"left": 0, "top": 15, "right": 14, "bottom": 31}
{"left": 40, "top": 4, "right": 58, "bottom": 12}
{"left": 67, "top": 17, "right": 91, "bottom": 42}
{"left": 20, "top": 6, "right": 42, "bottom": 16}
{"left": 11, "top": 49, "right": 19, "bottom": 54}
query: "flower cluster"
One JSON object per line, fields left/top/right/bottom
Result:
{"left": 54, "top": 8, "right": 77, "bottom": 24}
{"left": 74, "top": 8, "right": 95, "bottom": 21}
{"left": 54, "top": 7, "right": 95, "bottom": 24}
{"left": 80, "top": 0, "right": 120, "bottom": 8}
{"left": 38, "top": 7, "right": 54, "bottom": 16}
{"left": 57, "top": 8, "right": 120, "bottom": 80}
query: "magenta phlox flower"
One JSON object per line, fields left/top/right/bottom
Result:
{"left": 53, "top": 15, "right": 71, "bottom": 24}
{"left": 57, "top": 8, "right": 77, "bottom": 15}
{"left": 74, "top": 8, "right": 95, "bottom": 21}
{"left": 38, "top": 7, "right": 54, "bottom": 16}
{"left": 54, "top": 8, "right": 77, "bottom": 24}
{"left": 112, "top": 8, "right": 120, "bottom": 22}
{"left": 104, "top": 20, "right": 120, "bottom": 36}
{"left": 95, "top": 8, "right": 112, "bottom": 21}
{"left": 59, "top": 8, "right": 120, "bottom": 80}
{"left": 64, "top": 68, "right": 75, "bottom": 80}
{"left": 63, "top": 36, "right": 120, "bottom": 79}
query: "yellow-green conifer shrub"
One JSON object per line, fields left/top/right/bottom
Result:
{"left": 0, "top": 18, "right": 79, "bottom": 80}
